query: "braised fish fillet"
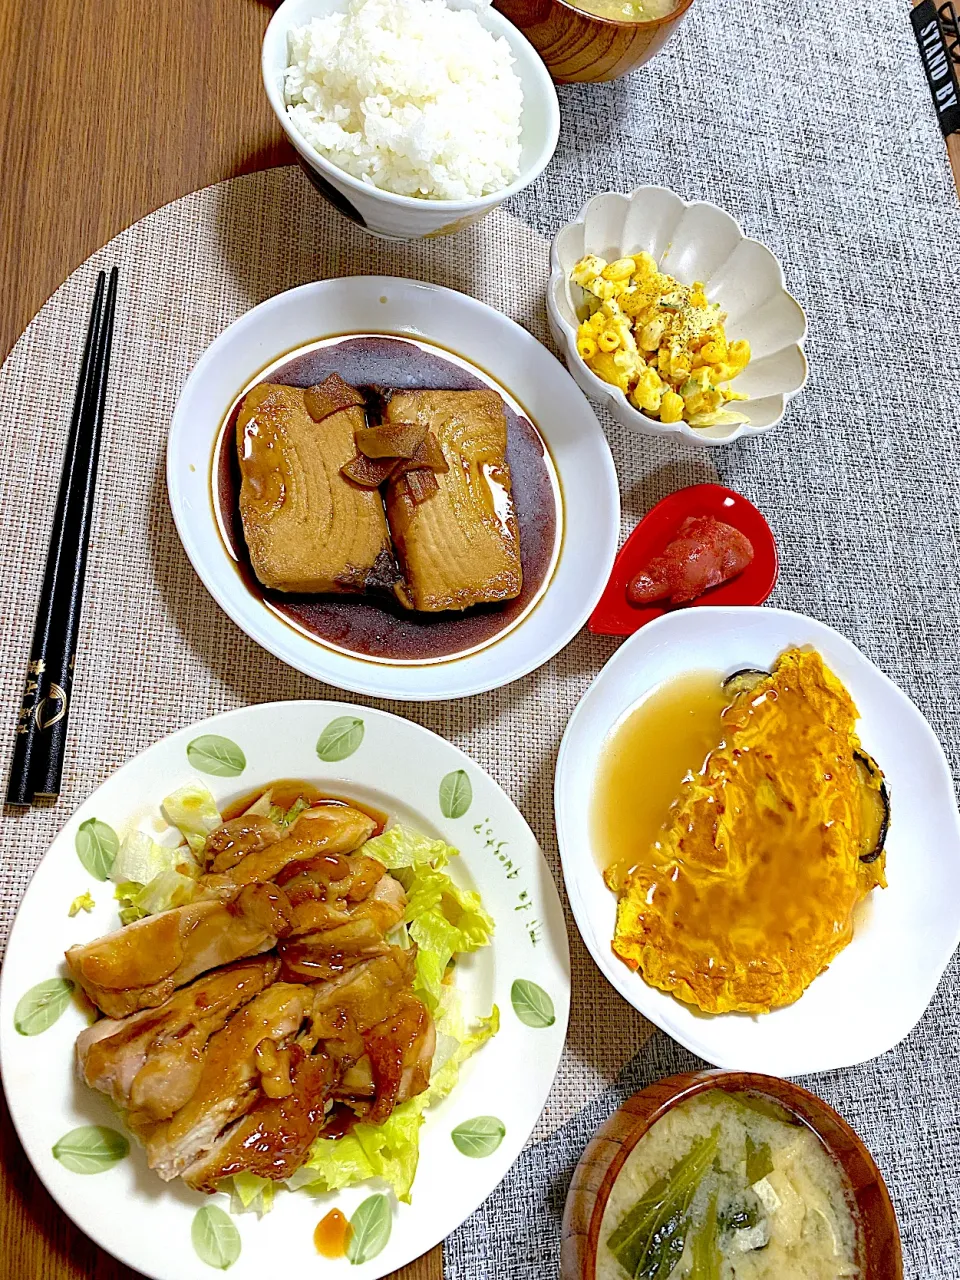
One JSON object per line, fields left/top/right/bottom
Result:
{"left": 65, "top": 883, "right": 292, "bottom": 1017}
{"left": 384, "top": 390, "right": 522, "bottom": 612}
{"left": 612, "top": 649, "right": 888, "bottom": 1014}
{"left": 236, "top": 378, "right": 395, "bottom": 594}
{"left": 75, "top": 957, "right": 280, "bottom": 1123}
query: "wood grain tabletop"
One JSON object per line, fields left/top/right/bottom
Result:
{"left": 0, "top": 1, "right": 442, "bottom": 1276}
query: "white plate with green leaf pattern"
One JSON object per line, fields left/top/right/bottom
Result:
{"left": 0, "top": 700, "right": 570, "bottom": 1280}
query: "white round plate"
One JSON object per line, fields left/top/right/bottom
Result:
{"left": 167, "top": 276, "right": 619, "bottom": 700}
{"left": 555, "top": 607, "right": 960, "bottom": 1076}
{"left": 0, "top": 701, "right": 570, "bottom": 1280}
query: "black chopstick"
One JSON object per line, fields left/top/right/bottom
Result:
{"left": 6, "top": 267, "right": 119, "bottom": 806}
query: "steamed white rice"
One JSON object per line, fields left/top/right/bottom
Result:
{"left": 284, "top": 0, "right": 524, "bottom": 201}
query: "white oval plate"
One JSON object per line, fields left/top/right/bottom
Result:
{"left": 0, "top": 701, "right": 570, "bottom": 1280}
{"left": 167, "top": 276, "right": 619, "bottom": 700}
{"left": 555, "top": 607, "right": 960, "bottom": 1076}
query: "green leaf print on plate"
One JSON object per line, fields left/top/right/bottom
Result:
{"left": 186, "top": 735, "right": 246, "bottom": 777}
{"left": 451, "top": 1116, "right": 506, "bottom": 1158}
{"left": 347, "top": 1193, "right": 392, "bottom": 1265}
{"left": 75, "top": 818, "right": 119, "bottom": 881}
{"left": 511, "top": 978, "right": 556, "bottom": 1028}
{"left": 439, "top": 769, "right": 472, "bottom": 819}
{"left": 191, "top": 1204, "right": 241, "bottom": 1270}
{"left": 316, "top": 716, "right": 365, "bottom": 762}
{"left": 14, "top": 978, "right": 75, "bottom": 1036}
{"left": 52, "top": 1126, "right": 129, "bottom": 1174}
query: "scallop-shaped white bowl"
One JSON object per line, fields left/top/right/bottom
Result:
{"left": 547, "top": 188, "right": 808, "bottom": 446}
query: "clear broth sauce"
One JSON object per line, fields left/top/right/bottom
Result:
{"left": 592, "top": 671, "right": 728, "bottom": 891}
{"left": 213, "top": 335, "right": 561, "bottom": 664}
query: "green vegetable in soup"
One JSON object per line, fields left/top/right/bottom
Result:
{"left": 716, "top": 1193, "right": 760, "bottom": 1233}
{"left": 688, "top": 1190, "right": 722, "bottom": 1280}
{"left": 607, "top": 1128, "right": 719, "bottom": 1279}
{"left": 746, "top": 1135, "right": 775, "bottom": 1185}
{"left": 728, "top": 1091, "right": 798, "bottom": 1128}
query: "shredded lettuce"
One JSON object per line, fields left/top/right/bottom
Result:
{"left": 114, "top": 882, "right": 147, "bottom": 926}
{"left": 111, "top": 830, "right": 175, "bottom": 887}
{"left": 115, "top": 868, "right": 198, "bottom": 924}
{"left": 161, "top": 782, "right": 222, "bottom": 854}
{"left": 297, "top": 1102, "right": 425, "bottom": 1204}
{"left": 228, "top": 1173, "right": 275, "bottom": 1217}
{"left": 242, "top": 789, "right": 274, "bottom": 818}
{"left": 401, "top": 864, "right": 494, "bottom": 1009}
{"left": 429, "top": 995, "right": 499, "bottom": 1105}
{"left": 243, "top": 790, "right": 309, "bottom": 827}
{"left": 365, "top": 826, "right": 493, "bottom": 1009}
{"left": 68, "top": 891, "right": 95, "bottom": 917}
{"left": 363, "top": 826, "right": 456, "bottom": 871}
{"left": 135, "top": 867, "right": 199, "bottom": 915}
{"left": 268, "top": 796, "right": 309, "bottom": 828}
{"left": 111, "top": 829, "right": 201, "bottom": 923}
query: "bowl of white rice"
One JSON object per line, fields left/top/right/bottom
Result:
{"left": 262, "top": 0, "right": 560, "bottom": 239}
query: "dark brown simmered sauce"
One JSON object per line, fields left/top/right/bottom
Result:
{"left": 213, "top": 336, "right": 560, "bottom": 662}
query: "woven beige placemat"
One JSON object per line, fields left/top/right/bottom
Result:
{"left": 0, "top": 166, "right": 715, "bottom": 1144}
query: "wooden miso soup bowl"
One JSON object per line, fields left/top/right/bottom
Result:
{"left": 492, "top": 0, "right": 695, "bottom": 83}
{"left": 561, "top": 1070, "right": 903, "bottom": 1279}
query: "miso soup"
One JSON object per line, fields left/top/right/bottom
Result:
{"left": 598, "top": 1089, "right": 859, "bottom": 1280}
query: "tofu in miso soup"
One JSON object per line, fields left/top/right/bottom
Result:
{"left": 598, "top": 1089, "right": 859, "bottom": 1280}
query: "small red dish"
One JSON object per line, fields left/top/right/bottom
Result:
{"left": 589, "top": 483, "right": 778, "bottom": 637}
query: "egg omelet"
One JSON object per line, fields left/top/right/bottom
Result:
{"left": 612, "top": 648, "right": 888, "bottom": 1014}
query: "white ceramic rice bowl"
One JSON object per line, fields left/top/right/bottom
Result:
{"left": 262, "top": 0, "right": 560, "bottom": 240}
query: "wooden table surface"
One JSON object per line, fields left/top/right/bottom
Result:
{"left": 0, "top": 1, "right": 442, "bottom": 1276}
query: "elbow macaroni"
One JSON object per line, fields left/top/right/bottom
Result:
{"left": 570, "top": 253, "right": 751, "bottom": 428}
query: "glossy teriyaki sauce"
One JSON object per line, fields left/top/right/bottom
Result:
{"left": 221, "top": 779, "right": 387, "bottom": 832}
{"left": 314, "top": 1209, "right": 352, "bottom": 1258}
{"left": 213, "top": 335, "right": 562, "bottom": 663}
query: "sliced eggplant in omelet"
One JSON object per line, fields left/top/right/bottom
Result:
{"left": 612, "top": 648, "right": 889, "bottom": 1015}
{"left": 854, "top": 750, "right": 891, "bottom": 863}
